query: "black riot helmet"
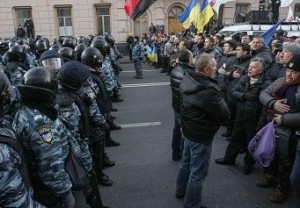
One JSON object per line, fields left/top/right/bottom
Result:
{"left": 34, "top": 35, "right": 43, "bottom": 43}
{"left": 52, "top": 38, "right": 59, "bottom": 46}
{"left": 104, "top": 33, "right": 115, "bottom": 47}
{"left": 0, "top": 72, "right": 14, "bottom": 115}
{"left": 74, "top": 43, "right": 87, "bottom": 62}
{"left": 91, "top": 37, "right": 110, "bottom": 56}
{"left": 28, "top": 38, "right": 35, "bottom": 50}
{"left": 39, "top": 50, "right": 63, "bottom": 74}
{"left": 58, "top": 36, "right": 64, "bottom": 45}
{"left": 58, "top": 61, "right": 90, "bottom": 91}
{"left": 18, "top": 67, "right": 56, "bottom": 103}
{"left": 36, "top": 39, "right": 50, "bottom": 53}
{"left": 81, "top": 47, "right": 103, "bottom": 69}
{"left": 62, "top": 37, "right": 76, "bottom": 49}
{"left": 17, "top": 38, "right": 25, "bottom": 46}
{"left": 7, "top": 45, "right": 26, "bottom": 62}
{"left": 87, "top": 34, "right": 95, "bottom": 46}
{"left": 77, "top": 36, "right": 86, "bottom": 44}
{"left": 58, "top": 47, "right": 75, "bottom": 62}
{"left": 0, "top": 41, "right": 9, "bottom": 53}
{"left": 49, "top": 44, "right": 60, "bottom": 52}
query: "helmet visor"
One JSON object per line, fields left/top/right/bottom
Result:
{"left": 42, "top": 58, "right": 62, "bottom": 72}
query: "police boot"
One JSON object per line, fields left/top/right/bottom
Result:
{"left": 97, "top": 172, "right": 113, "bottom": 186}
{"left": 105, "top": 137, "right": 120, "bottom": 147}
{"left": 111, "top": 92, "right": 124, "bottom": 103}
{"left": 110, "top": 106, "right": 118, "bottom": 112}
{"left": 86, "top": 192, "right": 102, "bottom": 208}
{"left": 110, "top": 122, "right": 121, "bottom": 130}
{"left": 105, "top": 129, "right": 120, "bottom": 147}
{"left": 102, "top": 152, "right": 115, "bottom": 168}
{"left": 86, "top": 194, "right": 110, "bottom": 208}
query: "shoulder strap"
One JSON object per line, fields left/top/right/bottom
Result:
{"left": 0, "top": 135, "right": 31, "bottom": 189}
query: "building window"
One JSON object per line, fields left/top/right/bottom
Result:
{"left": 235, "top": 3, "right": 251, "bottom": 14}
{"left": 168, "top": 5, "right": 184, "bottom": 34}
{"left": 295, "top": 4, "right": 300, "bottom": 18}
{"left": 134, "top": 12, "right": 149, "bottom": 38}
{"left": 95, "top": 6, "right": 111, "bottom": 35}
{"left": 14, "top": 7, "right": 32, "bottom": 28}
{"left": 234, "top": 3, "right": 251, "bottom": 23}
{"left": 56, "top": 7, "right": 73, "bottom": 37}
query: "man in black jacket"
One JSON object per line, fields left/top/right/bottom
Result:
{"left": 170, "top": 50, "right": 194, "bottom": 161}
{"left": 222, "top": 43, "right": 252, "bottom": 138}
{"left": 176, "top": 53, "right": 229, "bottom": 208}
{"left": 215, "top": 58, "right": 270, "bottom": 175}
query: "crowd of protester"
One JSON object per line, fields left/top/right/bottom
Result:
{"left": 0, "top": 33, "right": 126, "bottom": 207}
{"left": 1, "top": 25, "right": 300, "bottom": 208}
{"left": 132, "top": 29, "right": 300, "bottom": 207}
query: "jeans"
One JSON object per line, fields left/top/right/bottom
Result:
{"left": 176, "top": 136, "right": 212, "bottom": 208}
{"left": 290, "top": 141, "right": 300, "bottom": 207}
{"left": 172, "top": 110, "right": 183, "bottom": 158}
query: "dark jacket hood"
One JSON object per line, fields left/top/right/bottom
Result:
{"left": 180, "top": 70, "right": 219, "bottom": 95}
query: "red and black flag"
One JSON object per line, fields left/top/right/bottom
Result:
{"left": 124, "top": 0, "right": 156, "bottom": 20}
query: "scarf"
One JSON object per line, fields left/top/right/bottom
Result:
{"left": 273, "top": 80, "right": 299, "bottom": 107}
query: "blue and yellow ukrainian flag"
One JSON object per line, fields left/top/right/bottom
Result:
{"left": 196, "top": 0, "right": 214, "bottom": 33}
{"left": 178, "top": 0, "right": 200, "bottom": 29}
{"left": 146, "top": 45, "right": 158, "bottom": 63}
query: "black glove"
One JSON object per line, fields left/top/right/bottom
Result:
{"left": 243, "top": 92, "right": 257, "bottom": 102}
{"left": 63, "top": 191, "right": 75, "bottom": 208}
{"left": 117, "top": 65, "right": 124, "bottom": 72}
{"left": 117, "top": 53, "right": 123, "bottom": 59}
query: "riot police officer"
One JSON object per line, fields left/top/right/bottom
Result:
{"left": 57, "top": 61, "right": 110, "bottom": 208}
{"left": 0, "top": 73, "right": 43, "bottom": 207}
{"left": 81, "top": 47, "right": 118, "bottom": 186}
{"left": 91, "top": 37, "right": 121, "bottom": 102}
{"left": 35, "top": 38, "right": 50, "bottom": 61}
{"left": 75, "top": 43, "right": 87, "bottom": 62}
{"left": 13, "top": 67, "right": 75, "bottom": 207}
{"left": 5, "top": 45, "right": 28, "bottom": 86}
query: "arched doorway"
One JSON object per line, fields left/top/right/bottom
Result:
{"left": 134, "top": 12, "right": 149, "bottom": 38}
{"left": 168, "top": 5, "right": 184, "bottom": 34}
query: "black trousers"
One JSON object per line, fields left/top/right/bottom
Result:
{"left": 224, "top": 120, "right": 256, "bottom": 166}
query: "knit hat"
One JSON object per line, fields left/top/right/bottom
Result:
{"left": 283, "top": 43, "right": 300, "bottom": 56}
{"left": 286, "top": 54, "right": 300, "bottom": 72}
{"left": 58, "top": 61, "right": 90, "bottom": 90}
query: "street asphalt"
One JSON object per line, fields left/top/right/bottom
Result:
{"left": 76, "top": 59, "right": 298, "bottom": 208}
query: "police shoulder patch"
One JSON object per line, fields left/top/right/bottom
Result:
{"left": 36, "top": 124, "right": 53, "bottom": 144}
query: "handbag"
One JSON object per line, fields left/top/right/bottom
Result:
{"left": 248, "top": 120, "right": 276, "bottom": 167}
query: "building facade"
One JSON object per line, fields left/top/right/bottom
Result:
{"left": 0, "top": 0, "right": 299, "bottom": 42}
